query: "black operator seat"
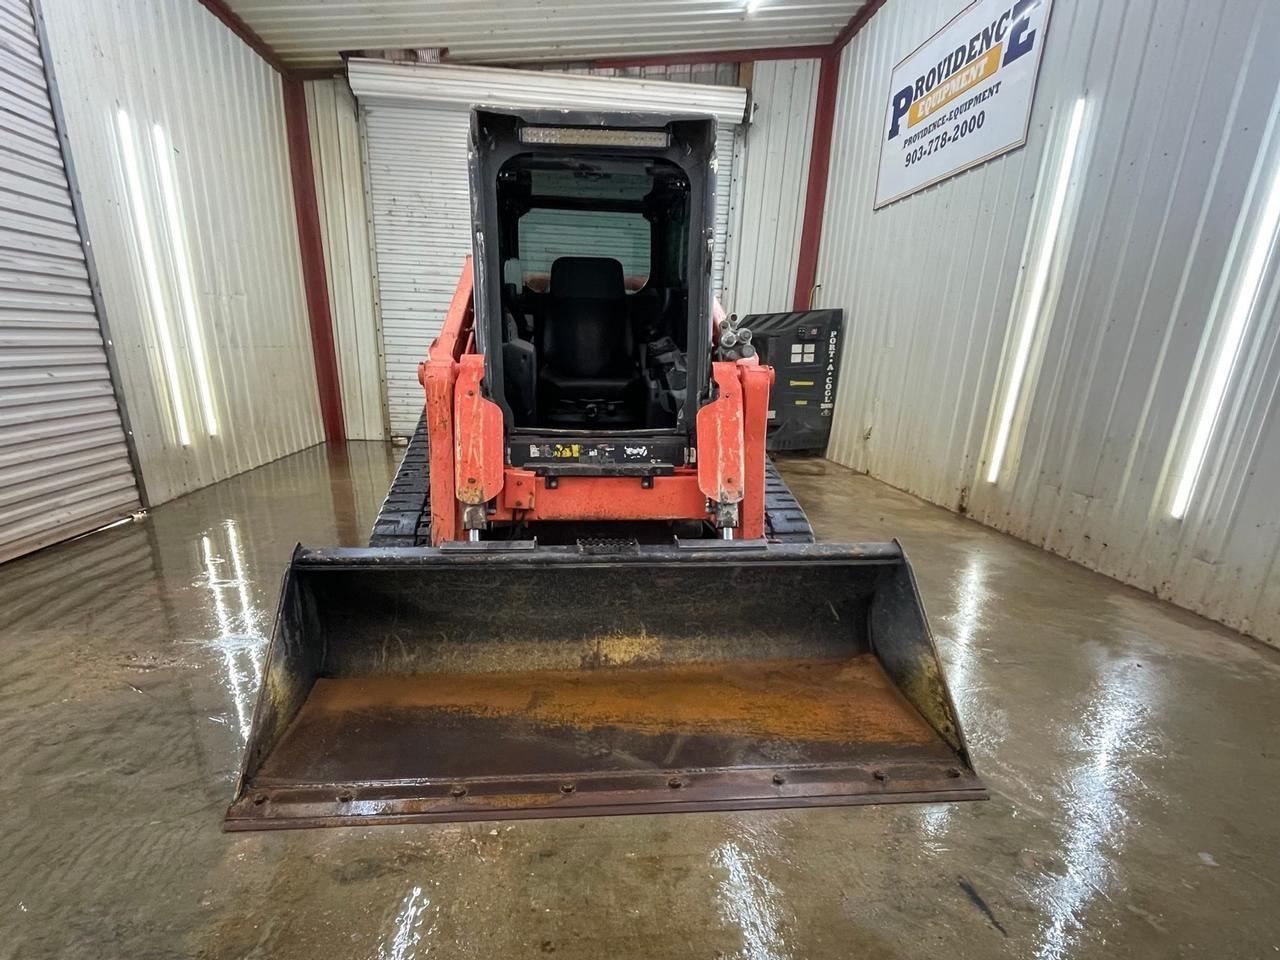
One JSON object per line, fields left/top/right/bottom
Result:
{"left": 538, "top": 257, "right": 642, "bottom": 419}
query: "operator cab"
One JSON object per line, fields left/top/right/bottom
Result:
{"left": 470, "top": 108, "right": 715, "bottom": 445}
{"left": 495, "top": 156, "right": 690, "bottom": 430}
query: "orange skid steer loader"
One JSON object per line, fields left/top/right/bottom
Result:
{"left": 225, "top": 109, "right": 984, "bottom": 830}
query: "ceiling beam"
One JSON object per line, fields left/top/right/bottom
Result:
{"left": 194, "top": 0, "right": 286, "bottom": 74}
{"left": 833, "top": 0, "right": 891, "bottom": 52}
{"left": 586, "top": 45, "right": 832, "bottom": 70}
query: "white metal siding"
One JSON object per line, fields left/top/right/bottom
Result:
{"left": 39, "top": 0, "right": 323, "bottom": 505}
{"left": 218, "top": 0, "right": 866, "bottom": 68}
{"left": 0, "top": 0, "right": 140, "bottom": 563}
{"left": 350, "top": 60, "right": 749, "bottom": 434}
{"left": 817, "top": 0, "right": 1280, "bottom": 644}
{"left": 305, "top": 79, "right": 386, "bottom": 441}
{"left": 721, "top": 58, "right": 821, "bottom": 315}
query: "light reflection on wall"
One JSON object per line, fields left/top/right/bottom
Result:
{"left": 198, "top": 520, "right": 266, "bottom": 742}
{"left": 151, "top": 122, "right": 219, "bottom": 438}
{"left": 115, "top": 108, "right": 191, "bottom": 447}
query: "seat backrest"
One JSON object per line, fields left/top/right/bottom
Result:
{"left": 544, "top": 257, "right": 633, "bottom": 379}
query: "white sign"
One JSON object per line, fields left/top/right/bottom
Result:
{"left": 874, "top": 0, "right": 1054, "bottom": 208}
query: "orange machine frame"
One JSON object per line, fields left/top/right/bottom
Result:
{"left": 418, "top": 258, "right": 773, "bottom": 545}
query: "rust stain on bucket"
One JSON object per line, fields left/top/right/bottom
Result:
{"left": 305, "top": 653, "right": 938, "bottom": 745}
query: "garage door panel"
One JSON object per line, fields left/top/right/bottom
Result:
{"left": 0, "top": 0, "right": 139, "bottom": 565}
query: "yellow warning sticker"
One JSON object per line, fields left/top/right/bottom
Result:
{"left": 789, "top": 379, "right": 815, "bottom": 387}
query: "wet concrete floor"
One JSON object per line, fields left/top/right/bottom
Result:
{"left": 1, "top": 444, "right": 1277, "bottom": 958}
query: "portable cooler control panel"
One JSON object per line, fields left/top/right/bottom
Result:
{"left": 741, "top": 309, "right": 844, "bottom": 454}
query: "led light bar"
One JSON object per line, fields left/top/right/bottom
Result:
{"left": 518, "top": 126, "right": 670, "bottom": 148}
{"left": 986, "top": 97, "right": 1089, "bottom": 484}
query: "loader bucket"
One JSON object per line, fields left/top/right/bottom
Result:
{"left": 225, "top": 542, "right": 984, "bottom": 830}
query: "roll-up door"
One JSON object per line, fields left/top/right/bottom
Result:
{"left": 349, "top": 60, "right": 748, "bottom": 434}
{"left": 0, "top": 0, "right": 141, "bottom": 563}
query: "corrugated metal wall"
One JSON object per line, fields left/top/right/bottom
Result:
{"left": 817, "top": 0, "right": 1280, "bottom": 643}
{"left": 39, "top": 0, "right": 322, "bottom": 505}
{"left": 305, "top": 78, "right": 386, "bottom": 441}
{"left": 0, "top": 0, "right": 141, "bottom": 563}
{"left": 721, "top": 58, "right": 821, "bottom": 315}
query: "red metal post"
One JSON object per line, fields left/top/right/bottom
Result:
{"left": 282, "top": 76, "right": 346, "bottom": 443}
{"left": 738, "top": 362, "right": 772, "bottom": 540}
{"left": 195, "top": 0, "right": 286, "bottom": 73}
{"left": 789, "top": 0, "right": 893, "bottom": 311}
{"left": 423, "top": 360, "right": 458, "bottom": 545}
{"left": 453, "top": 354, "right": 504, "bottom": 510}
{"left": 791, "top": 50, "right": 840, "bottom": 312}
{"left": 421, "top": 261, "right": 475, "bottom": 545}
{"left": 832, "top": 0, "right": 891, "bottom": 52}
{"left": 696, "top": 362, "right": 747, "bottom": 508}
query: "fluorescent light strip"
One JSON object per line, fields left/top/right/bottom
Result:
{"left": 116, "top": 109, "right": 191, "bottom": 448}
{"left": 987, "top": 98, "right": 1088, "bottom": 483}
{"left": 1170, "top": 142, "right": 1280, "bottom": 518}
{"left": 152, "top": 124, "right": 219, "bottom": 438}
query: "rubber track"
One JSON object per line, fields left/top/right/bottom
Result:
{"left": 370, "top": 414, "right": 815, "bottom": 546}
{"left": 763, "top": 458, "right": 816, "bottom": 543}
{"left": 369, "top": 414, "right": 432, "bottom": 547}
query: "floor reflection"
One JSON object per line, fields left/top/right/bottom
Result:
{"left": 714, "top": 834, "right": 791, "bottom": 960}
{"left": 1033, "top": 656, "right": 1158, "bottom": 959}
{"left": 196, "top": 520, "right": 265, "bottom": 742}
{"left": 919, "top": 551, "right": 992, "bottom": 846}
{"left": 379, "top": 885, "right": 434, "bottom": 960}
{"left": 944, "top": 550, "right": 990, "bottom": 721}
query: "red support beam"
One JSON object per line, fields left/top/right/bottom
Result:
{"left": 282, "top": 77, "right": 346, "bottom": 443}
{"left": 789, "top": 0, "right": 892, "bottom": 311}
{"left": 792, "top": 50, "right": 840, "bottom": 311}
{"left": 288, "top": 66, "right": 346, "bottom": 81}
{"left": 195, "top": 0, "right": 286, "bottom": 74}
{"left": 192, "top": 2, "right": 347, "bottom": 443}
{"left": 833, "top": 0, "right": 892, "bottom": 53}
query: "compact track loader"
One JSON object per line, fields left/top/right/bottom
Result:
{"left": 225, "top": 109, "right": 984, "bottom": 830}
